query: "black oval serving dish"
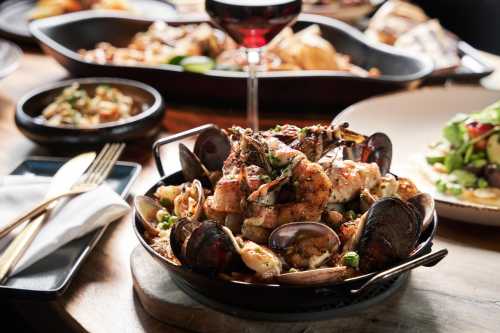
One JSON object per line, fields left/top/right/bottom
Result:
{"left": 15, "top": 77, "right": 164, "bottom": 145}
{"left": 30, "top": 11, "right": 433, "bottom": 110}
{"left": 133, "top": 169, "right": 438, "bottom": 312}
{"left": 0, "top": 0, "right": 176, "bottom": 44}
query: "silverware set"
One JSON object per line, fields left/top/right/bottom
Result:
{"left": 0, "top": 143, "right": 125, "bottom": 282}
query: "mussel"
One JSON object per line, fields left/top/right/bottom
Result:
{"left": 344, "top": 132, "right": 392, "bottom": 175}
{"left": 351, "top": 197, "right": 422, "bottom": 273}
{"left": 408, "top": 193, "right": 434, "bottom": 232}
{"left": 170, "top": 219, "right": 242, "bottom": 274}
{"left": 363, "top": 133, "right": 392, "bottom": 175}
{"left": 179, "top": 127, "right": 230, "bottom": 187}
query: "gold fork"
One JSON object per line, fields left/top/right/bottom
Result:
{"left": 0, "top": 143, "right": 125, "bottom": 239}
{"left": 0, "top": 143, "right": 125, "bottom": 282}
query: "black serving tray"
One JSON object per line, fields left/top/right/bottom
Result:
{"left": 30, "top": 12, "right": 433, "bottom": 110}
{"left": 0, "top": 0, "right": 176, "bottom": 44}
{"left": 0, "top": 157, "right": 140, "bottom": 299}
{"left": 423, "top": 41, "right": 494, "bottom": 85}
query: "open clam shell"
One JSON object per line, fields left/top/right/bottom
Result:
{"left": 134, "top": 195, "right": 163, "bottom": 237}
{"left": 269, "top": 222, "right": 341, "bottom": 270}
{"left": 276, "top": 266, "right": 353, "bottom": 285}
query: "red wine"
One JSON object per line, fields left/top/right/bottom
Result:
{"left": 206, "top": 0, "right": 302, "bottom": 48}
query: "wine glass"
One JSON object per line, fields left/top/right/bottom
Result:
{"left": 206, "top": 0, "right": 302, "bottom": 130}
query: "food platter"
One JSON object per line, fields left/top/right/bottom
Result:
{"left": 131, "top": 123, "right": 443, "bottom": 312}
{"left": 0, "top": 0, "right": 177, "bottom": 44}
{"left": 303, "top": 0, "right": 385, "bottom": 22}
{"left": 336, "top": 85, "right": 500, "bottom": 226}
{"left": 30, "top": 12, "right": 432, "bottom": 109}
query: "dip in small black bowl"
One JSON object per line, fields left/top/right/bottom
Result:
{"left": 15, "top": 77, "right": 164, "bottom": 146}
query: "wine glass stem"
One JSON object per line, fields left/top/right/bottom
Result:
{"left": 246, "top": 48, "right": 261, "bottom": 131}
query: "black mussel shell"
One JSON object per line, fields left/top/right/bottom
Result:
{"left": 184, "top": 220, "right": 243, "bottom": 274}
{"left": 170, "top": 218, "right": 201, "bottom": 262}
{"left": 194, "top": 127, "right": 231, "bottom": 172}
{"left": 407, "top": 193, "right": 435, "bottom": 232}
{"left": 358, "top": 197, "right": 421, "bottom": 273}
{"left": 179, "top": 143, "right": 211, "bottom": 186}
{"left": 363, "top": 133, "right": 392, "bottom": 175}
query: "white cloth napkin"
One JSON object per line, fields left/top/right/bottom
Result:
{"left": 0, "top": 175, "right": 130, "bottom": 275}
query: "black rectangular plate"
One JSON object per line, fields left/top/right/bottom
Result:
{"left": 0, "top": 157, "right": 140, "bottom": 300}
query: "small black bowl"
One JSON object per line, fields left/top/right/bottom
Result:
{"left": 15, "top": 77, "right": 164, "bottom": 145}
{"left": 133, "top": 170, "right": 438, "bottom": 313}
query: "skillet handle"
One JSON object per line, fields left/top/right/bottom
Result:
{"left": 153, "top": 124, "right": 218, "bottom": 177}
{"left": 350, "top": 248, "right": 448, "bottom": 295}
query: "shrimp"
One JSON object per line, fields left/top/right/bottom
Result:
{"left": 205, "top": 166, "right": 247, "bottom": 214}
{"left": 319, "top": 159, "right": 381, "bottom": 203}
{"left": 245, "top": 155, "right": 332, "bottom": 229}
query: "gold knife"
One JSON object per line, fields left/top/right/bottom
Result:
{"left": 0, "top": 152, "right": 96, "bottom": 282}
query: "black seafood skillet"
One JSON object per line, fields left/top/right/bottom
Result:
{"left": 133, "top": 123, "right": 447, "bottom": 312}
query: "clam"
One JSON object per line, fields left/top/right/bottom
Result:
{"left": 276, "top": 266, "right": 353, "bottom": 285}
{"left": 268, "top": 222, "right": 347, "bottom": 285}
{"left": 179, "top": 127, "right": 230, "bottom": 187}
{"left": 134, "top": 195, "right": 163, "bottom": 237}
{"left": 173, "top": 179, "right": 205, "bottom": 221}
{"left": 351, "top": 197, "right": 421, "bottom": 273}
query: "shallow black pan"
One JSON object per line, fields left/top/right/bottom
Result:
{"left": 0, "top": 0, "right": 176, "bottom": 44}
{"left": 132, "top": 124, "right": 445, "bottom": 313}
{"left": 30, "top": 11, "right": 433, "bottom": 110}
{"left": 15, "top": 77, "right": 164, "bottom": 146}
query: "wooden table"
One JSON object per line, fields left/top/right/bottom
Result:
{"left": 2, "top": 51, "right": 500, "bottom": 333}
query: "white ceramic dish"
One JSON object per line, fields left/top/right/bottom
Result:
{"left": 335, "top": 85, "right": 500, "bottom": 226}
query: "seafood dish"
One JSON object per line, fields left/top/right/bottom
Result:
{"left": 29, "top": 0, "right": 131, "bottom": 20}
{"left": 39, "top": 83, "right": 141, "bottom": 127}
{"left": 419, "top": 101, "right": 500, "bottom": 207}
{"left": 365, "top": 0, "right": 461, "bottom": 73}
{"left": 136, "top": 124, "right": 434, "bottom": 285}
{"left": 79, "top": 22, "right": 381, "bottom": 76}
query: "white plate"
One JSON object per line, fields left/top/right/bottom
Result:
{"left": 335, "top": 85, "right": 500, "bottom": 226}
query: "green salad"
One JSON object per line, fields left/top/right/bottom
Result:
{"left": 426, "top": 101, "right": 500, "bottom": 197}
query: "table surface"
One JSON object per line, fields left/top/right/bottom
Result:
{"left": 1, "top": 51, "right": 500, "bottom": 333}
